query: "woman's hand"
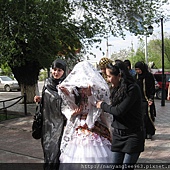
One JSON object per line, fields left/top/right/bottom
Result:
{"left": 59, "top": 86, "right": 70, "bottom": 95}
{"left": 72, "top": 105, "right": 83, "bottom": 116}
{"left": 148, "top": 99, "right": 153, "bottom": 106}
{"left": 34, "top": 96, "right": 41, "bottom": 103}
{"left": 96, "top": 101, "right": 103, "bottom": 108}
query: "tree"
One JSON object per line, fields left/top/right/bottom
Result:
{"left": 128, "top": 33, "right": 170, "bottom": 70}
{"left": 110, "top": 49, "right": 131, "bottom": 62}
{"left": 129, "top": 39, "right": 146, "bottom": 66}
{"left": 0, "top": 62, "right": 12, "bottom": 77}
{"left": 0, "top": 0, "right": 168, "bottom": 103}
{"left": 148, "top": 33, "right": 170, "bottom": 69}
{"left": 0, "top": 0, "right": 81, "bottom": 102}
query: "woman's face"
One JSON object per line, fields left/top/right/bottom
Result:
{"left": 135, "top": 68, "right": 142, "bottom": 74}
{"left": 106, "top": 68, "right": 120, "bottom": 87}
{"left": 51, "top": 68, "right": 64, "bottom": 79}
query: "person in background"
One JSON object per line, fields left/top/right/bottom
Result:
{"left": 99, "top": 57, "right": 113, "bottom": 82}
{"left": 124, "top": 59, "right": 136, "bottom": 77}
{"left": 167, "top": 77, "right": 170, "bottom": 100}
{"left": 34, "top": 59, "right": 67, "bottom": 170}
{"left": 134, "top": 61, "right": 156, "bottom": 140}
{"left": 99, "top": 57, "right": 113, "bottom": 92}
{"left": 96, "top": 60, "right": 145, "bottom": 170}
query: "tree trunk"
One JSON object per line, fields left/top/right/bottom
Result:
{"left": 9, "top": 60, "right": 41, "bottom": 103}
{"left": 20, "top": 83, "right": 37, "bottom": 103}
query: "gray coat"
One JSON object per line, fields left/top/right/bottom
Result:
{"left": 41, "top": 78, "right": 66, "bottom": 169}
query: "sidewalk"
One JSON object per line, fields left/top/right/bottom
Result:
{"left": 0, "top": 104, "right": 44, "bottom": 164}
{"left": 138, "top": 99, "right": 170, "bottom": 163}
{"left": 0, "top": 99, "right": 170, "bottom": 169}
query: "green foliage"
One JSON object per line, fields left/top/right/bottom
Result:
{"left": 0, "top": 62, "right": 13, "bottom": 77}
{"left": 129, "top": 33, "right": 170, "bottom": 69}
{"left": 148, "top": 33, "right": 170, "bottom": 69}
{"left": 0, "top": 0, "right": 168, "bottom": 87}
{"left": 39, "top": 69, "right": 48, "bottom": 81}
{"left": 0, "top": 0, "right": 83, "bottom": 85}
{"left": 110, "top": 49, "right": 131, "bottom": 62}
{"left": 0, "top": 0, "right": 80, "bottom": 68}
{"left": 129, "top": 39, "right": 145, "bottom": 66}
{"left": 74, "top": 0, "right": 168, "bottom": 39}
{"left": 0, "top": 113, "right": 23, "bottom": 122}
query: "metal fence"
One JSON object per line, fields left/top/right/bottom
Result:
{"left": 0, "top": 93, "right": 27, "bottom": 120}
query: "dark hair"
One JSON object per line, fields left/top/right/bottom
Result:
{"left": 51, "top": 58, "right": 67, "bottom": 81}
{"left": 124, "top": 59, "right": 132, "bottom": 69}
{"left": 52, "top": 59, "right": 66, "bottom": 72}
{"left": 106, "top": 60, "right": 135, "bottom": 106}
{"left": 106, "top": 63, "right": 120, "bottom": 76}
{"left": 106, "top": 60, "right": 135, "bottom": 84}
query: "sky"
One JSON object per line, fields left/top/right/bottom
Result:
{"left": 85, "top": 2, "right": 170, "bottom": 64}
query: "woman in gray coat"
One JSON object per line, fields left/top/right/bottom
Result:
{"left": 34, "top": 59, "right": 67, "bottom": 170}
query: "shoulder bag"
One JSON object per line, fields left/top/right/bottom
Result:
{"left": 32, "top": 100, "right": 43, "bottom": 140}
{"left": 32, "top": 86, "right": 46, "bottom": 139}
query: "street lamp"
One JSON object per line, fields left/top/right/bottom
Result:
{"left": 145, "top": 21, "right": 165, "bottom": 106}
{"left": 147, "top": 25, "right": 154, "bottom": 35}
{"left": 161, "top": 18, "right": 165, "bottom": 106}
{"left": 145, "top": 25, "right": 153, "bottom": 64}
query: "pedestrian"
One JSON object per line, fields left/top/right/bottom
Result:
{"left": 99, "top": 57, "right": 113, "bottom": 90}
{"left": 99, "top": 57, "right": 113, "bottom": 81}
{"left": 95, "top": 60, "right": 145, "bottom": 169}
{"left": 58, "top": 61, "right": 113, "bottom": 167}
{"left": 167, "top": 77, "right": 170, "bottom": 100}
{"left": 124, "top": 59, "right": 136, "bottom": 77}
{"left": 134, "top": 61, "right": 156, "bottom": 139}
{"left": 34, "top": 58, "right": 67, "bottom": 170}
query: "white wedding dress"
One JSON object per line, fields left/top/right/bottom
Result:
{"left": 58, "top": 61, "right": 113, "bottom": 165}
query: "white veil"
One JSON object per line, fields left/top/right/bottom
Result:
{"left": 60, "top": 61, "right": 110, "bottom": 101}
{"left": 59, "top": 61, "right": 112, "bottom": 128}
{"left": 59, "top": 61, "right": 114, "bottom": 153}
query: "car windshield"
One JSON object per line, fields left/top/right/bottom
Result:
{"left": 0, "top": 76, "right": 13, "bottom": 81}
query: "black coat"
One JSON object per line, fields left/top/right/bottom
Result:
{"left": 101, "top": 83, "right": 145, "bottom": 153}
{"left": 135, "top": 71, "right": 156, "bottom": 136}
{"left": 135, "top": 72, "right": 155, "bottom": 101}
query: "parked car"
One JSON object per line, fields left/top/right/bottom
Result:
{"left": 0, "top": 76, "right": 20, "bottom": 92}
{"left": 154, "top": 71, "right": 170, "bottom": 99}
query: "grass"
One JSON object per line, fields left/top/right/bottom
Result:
{"left": 0, "top": 114, "right": 19, "bottom": 121}
{"left": 0, "top": 111, "right": 25, "bottom": 122}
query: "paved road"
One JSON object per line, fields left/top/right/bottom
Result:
{"left": 0, "top": 81, "right": 45, "bottom": 115}
{"left": 0, "top": 81, "right": 44, "bottom": 100}
{"left": 0, "top": 88, "right": 170, "bottom": 169}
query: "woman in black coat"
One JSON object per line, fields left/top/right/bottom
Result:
{"left": 34, "top": 59, "right": 67, "bottom": 170}
{"left": 134, "top": 61, "right": 156, "bottom": 139}
{"left": 96, "top": 61, "right": 145, "bottom": 169}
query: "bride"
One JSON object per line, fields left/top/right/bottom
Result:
{"left": 58, "top": 61, "right": 113, "bottom": 164}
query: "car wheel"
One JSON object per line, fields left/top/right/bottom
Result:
{"left": 5, "top": 85, "right": 11, "bottom": 92}
{"left": 156, "top": 89, "right": 166, "bottom": 99}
